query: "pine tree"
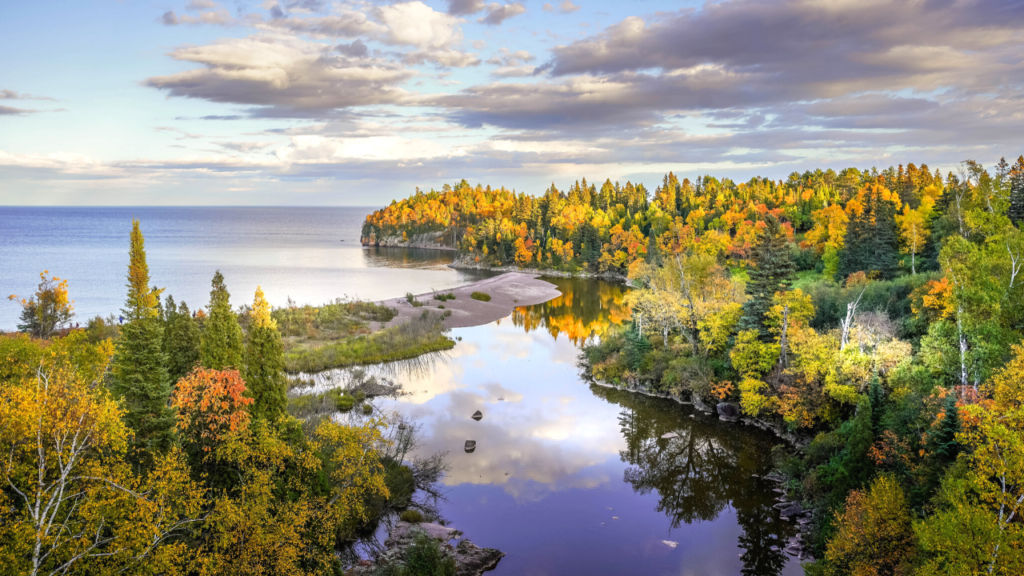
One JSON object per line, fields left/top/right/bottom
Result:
{"left": 201, "top": 270, "right": 244, "bottom": 370}
{"left": 871, "top": 190, "right": 900, "bottom": 279}
{"left": 244, "top": 286, "right": 288, "bottom": 422}
{"left": 868, "top": 375, "right": 885, "bottom": 436}
{"left": 110, "top": 220, "right": 176, "bottom": 460}
{"left": 1009, "top": 155, "right": 1024, "bottom": 227}
{"left": 837, "top": 201, "right": 868, "bottom": 281}
{"left": 928, "top": 394, "right": 960, "bottom": 466}
{"left": 740, "top": 214, "right": 796, "bottom": 338}
{"left": 164, "top": 295, "right": 201, "bottom": 384}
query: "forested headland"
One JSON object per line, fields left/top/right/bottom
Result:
{"left": 365, "top": 157, "right": 1024, "bottom": 574}
{"left": 0, "top": 222, "right": 454, "bottom": 575}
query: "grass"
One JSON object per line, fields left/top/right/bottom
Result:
{"left": 400, "top": 509, "right": 424, "bottom": 523}
{"left": 287, "top": 388, "right": 357, "bottom": 418}
{"left": 283, "top": 311, "right": 454, "bottom": 373}
{"left": 470, "top": 291, "right": 491, "bottom": 302}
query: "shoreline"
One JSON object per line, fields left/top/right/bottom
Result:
{"left": 376, "top": 272, "right": 563, "bottom": 331}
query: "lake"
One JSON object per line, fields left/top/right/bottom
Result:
{"left": 2, "top": 207, "right": 803, "bottom": 575}
{"left": 0, "top": 206, "right": 494, "bottom": 330}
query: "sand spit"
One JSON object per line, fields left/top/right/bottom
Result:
{"left": 377, "top": 272, "right": 562, "bottom": 330}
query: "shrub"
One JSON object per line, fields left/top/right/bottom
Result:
{"left": 404, "top": 531, "right": 457, "bottom": 576}
{"left": 362, "top": 403, "right": 373, "bottom": 414}
{"left": 400, "top": 509, "right": 424, "bottom": 523}
{"left": 470, "top": 291, "right": 491, "bottom": 302}
{"left": 433, "top": 293, "right": 456, "bottom": 302}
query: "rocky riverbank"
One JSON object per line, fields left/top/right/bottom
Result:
{"left": 347, "top": 522, "right": 504, "bottom": 576}
{"left": 362, "top": 231, "right": 457, "bottom": 251}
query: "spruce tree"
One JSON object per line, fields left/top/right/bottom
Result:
{"left": 740, "top": 214, "right": 796, "bottom": 338}
{"left": 164, "top": 295, "right": 201, "bottom": 384}
{"left": 244, "top": 286, "right": 288, "bottom": 421}
{"left": 110, "top": 220, "right": 176, "bottom": 460}
{"left": 837, "top": 200, "right": 868, "bottom": 281}
{"left": 201, "top": 270, "right": 244, "bottom": 370}
{"left": 870, "top": 190, "right": 900, "bottom": 279}
{"left": 1009, "top": 155, "right": 1024, "bottom": 227}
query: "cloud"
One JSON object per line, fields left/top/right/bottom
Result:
{"left": 543, "top": 1, "right": 579, "bottom": 13}
{"left": 335, "top": 39, "right": 368, "bottom": 57}
{"left": 145, "top": 35, "right": 415, "bottom": 113}
{"left": 1, "top": 89, "right": 55, "bottom": 101}
{"left": 487, "top": 47, "right": 535, "bottom": 74}
{"left": 478, "top": 3, "right": 526, "bottom": 25}
{"left": 0, "top": 106, "right": 39, "bottom": 116}
{"left": 218, "top": 141, "right": 275, "bottom": 152}
{"left": 160, "top": 1, "right": 235, "bottom": 26}
{"left": 402, "top": 48, "right": 481, "bottom": 68}
{"left": 375, "top": 2, "right": 464, "bottom": 49}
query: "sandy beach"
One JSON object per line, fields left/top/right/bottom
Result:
{"left": 377, "top": 272, "right": 562, "bottom": 330}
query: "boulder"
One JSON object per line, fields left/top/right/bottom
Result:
{"left": 662, "top": 540, "right": 678, "bottom": 548}
{"left": 350, "top": 523, "right": 504, "bottom": 576}
{"left": 716, "top": 402, "right": 741, "bottom": 422}
{"left": 781, "top": 504, "right": 804, "bottom": 517}
{"left": 471, "top": 410, "right": 483, "bottom": 421}
{"left": 465, "top": 440, "right": 477, "bottom": 453}
{"left": 453, "top": 540, "right": 504, "bottom": 576}
{"left": 773, "top": 502, "right": 792, "bottom": 510}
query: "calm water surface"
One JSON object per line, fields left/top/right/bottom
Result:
{"left": 312, "top": 278, "right": 803, "bottom": 576}
{"left": 0, "top": 207, "right": 493, "bottom": 330}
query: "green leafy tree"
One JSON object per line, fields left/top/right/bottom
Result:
{"left": 163, "top": 294, "right": 201, "bottom": 384}
{"left": 110, "top": 219, "right": 176, "bottom": 459}
{"left": 740, "top": 214, "right": 795, "bottom": 338}
{"left": 1008, "top": 155, "right": 1024, "bottom": 226}
{"left": 201, "top": 270, "right": 244, "bottom": 370}
{"left": 244, "top": 286, "right": 288, "bottom": 421}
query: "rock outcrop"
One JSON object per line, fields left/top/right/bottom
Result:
{"left": 347, "top": 522, "right": 504, "bottom": 576}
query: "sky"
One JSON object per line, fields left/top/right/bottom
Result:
{"left": 1, "top": 0, "right": 1023, "bottom": 206}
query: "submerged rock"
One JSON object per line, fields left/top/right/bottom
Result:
{"left": 716, "top": 402, "right": 741, "bottom": 422}
{"left": 472, "top": 410, "right": 483, "bottom": 421}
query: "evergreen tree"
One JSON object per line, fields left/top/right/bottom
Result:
{"left": 1009, "top": 155, "right": 1024, "bottom": 226}
{"left": 201, "top": 270, "right": 244, "bottom": 370}
{"left": 244, "top": 287, "right": 288, "bottom": 422}
{"left": 837, "top": 201, "right": 869, "bottom": 281}
{"left": 164, "top": 295, "right": 201, "bottom": 384}
{"left": 868, "top": 375, "right": 885, "bottom": 436}
{"left": 740, "top": 214, "right": 796, "bottom": 338}
{"left": 927, "top": 394, "right": 960, "bottom": 467}
{"left": 871, "top": 191, "right": 900, "bottom": 279}
{"left": 110, "top": 220, "right": 176, "bottom": 460}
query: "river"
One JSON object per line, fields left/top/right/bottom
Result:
{"left": 309, "top": 277, "right": 803, "bottom": 576}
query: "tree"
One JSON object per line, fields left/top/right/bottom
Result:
{"left": 164, "top": 295, "right": 201, "bottom": 384}
{"left": 7, "top": 271, "right": 74, "bottom": 338}
{"left": 201, "top": 270, "right": 244, "bottom": 370}
{"left": 110, "top": 219, "right": 176, "bottom": 460}
{"left": 1008, "top": 156, "right": 1024, "bottom": 226}
{"left": 243, "top": 287, "right": 288, "bottom": 422}
{"left": 172, "top": 368, "right": 253, "bottom": 456}
{"left": 0, "top": 343, "right": 203, "bottom": 576}
{"left": 823, "top": 475, "right": 916, "bottom": 576}
{"left": 740, "top": 214, "right": 796, "bottom": 338}
{"left": 897, "top": 203, "right": 930, "bottom": 275}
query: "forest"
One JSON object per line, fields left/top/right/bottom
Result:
{"left": 366, "top": 157, "right": 1024, "bottom": 574}
{"left": 0, "top": 222, "right": 450, "bottom": 576}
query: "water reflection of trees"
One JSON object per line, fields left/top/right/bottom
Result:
{"left": 592, "top": 385, "right": 794, "bottom": 576}
{"left": 511, "top": 277, "right": 631, "bottom": 344}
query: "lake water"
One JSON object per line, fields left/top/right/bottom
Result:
{"left": 312, "top": 277, "right": 803, "bottom": 576}
{"left": 2, "top": 208, "right": 802, "bottom": 575}
{"left": 0, "top": 207, "right": 493, "bottom": 330}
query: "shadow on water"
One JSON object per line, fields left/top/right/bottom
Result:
{"left": 591, "top": 384, "right": 795, "bottom": 576}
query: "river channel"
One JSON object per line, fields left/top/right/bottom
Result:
{"left": 311, "top": 277, "right": 803, "bottom": 576}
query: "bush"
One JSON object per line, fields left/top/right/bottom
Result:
{"left": 362, "top": 403, "right": 373, "bottom": 414}
{"left": 404, "top": 531, "right": 457, "bottom": 576}
{"left": 433, "top": 293, "right": 456, "bottom": 302}
{"left": 400, "top": 509, "right": 424, "bottom": 523}
{"left": 470, "top": 291, "right": 491, "bottom": 302}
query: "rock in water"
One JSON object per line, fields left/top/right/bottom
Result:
{"left": 454, "top": 540, "right": 505, "bottom": 576}
{"left": 781, "top": 504, "right": 804, "bottom": 517}
{"left": 716, "top": 402, "right": 741, "bottom": 422}
{"left": 472, "top": 410, "right": 483, "bottom": 421}
{"left": 662, "top": 540, "right": 678, "bottom": 548}
{"left": 660, "top": 432, "right": 679, "bottom": 439}
{"left": 465, "top": 440, "right": 476, "bottom": 453}
{"left": 352, "top": 522, "right": 504, "bottom": 576}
